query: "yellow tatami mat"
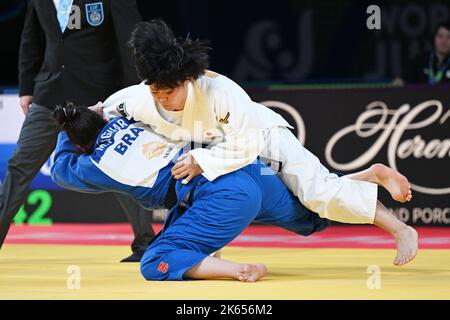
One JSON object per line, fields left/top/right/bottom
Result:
{"left": 1, "top": 244, "right": 449, "bottom": 300}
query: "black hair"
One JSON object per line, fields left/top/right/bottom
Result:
{"left": 128, "top": 19, "right": 211, "bottom": 89}
{"left": 51, "top": 102, "right": 107, "bottom": 153}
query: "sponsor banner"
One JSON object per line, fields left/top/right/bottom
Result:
{"left": 12, "top": 189, "right": 130, "bottom": 224}
{"left": 0, "top": 144, "right": 61, "bottom": 190}
{"left": 249, "top": 85, "right": 450, "bottom": 226}
{"left": 0, "top": 94, "right": 24, "bottom": 143}
{"left": 0, "top": 95, "right": 61, "bottom": 190}
{"left": 2, "top": 87, "right": 449, "bottom": 225}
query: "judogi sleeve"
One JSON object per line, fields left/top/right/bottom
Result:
{"left": 110, "top": 0, "right": 142, "bottom": 86}
{"left": 18, "top": 0, "right": 45, "bottom": 97}
{"left": 189, "top": 84, "right": 265, "bottom": 181}
{"left": 51, "top": 132, "right": 103, "bottom": 193}
{"left": 102, "top": 85, "right": 140, "bottom": 120}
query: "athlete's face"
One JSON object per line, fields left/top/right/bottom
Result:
{"left": 149, "top": 80, "right": 189, "bottom": 111}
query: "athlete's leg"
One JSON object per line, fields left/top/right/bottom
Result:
{"left": 260, "top": 127, "right": 377, "bottom": 224}
{"left": 344, "top": 163, "right": 412, "bottom": 203}
{"left": 372, "top": 200, "right": 418, "bottom": 266}
{"left": 140, "top": 172, "right": 265, "bottom": 281}
{"left": 343, "top": 165, "right": 418, "bottom": 265}
{"left": 184, "top": 256, "right": 266, "bottom": 282}
{"left": 248, "top": 160, "right": 330, "bottom": 236}
{"left": 252, "top": 158, "right": 418, "bottom": 266}
{"left": 115, "top": 193, "right": 155, "bottom": 262}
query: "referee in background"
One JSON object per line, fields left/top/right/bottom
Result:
{"left": 0, "top": 0, "right": 155, "bottom": 262}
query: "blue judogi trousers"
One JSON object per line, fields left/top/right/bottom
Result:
{"left": 140, "top": 161, "right": 329, "bottom": 281}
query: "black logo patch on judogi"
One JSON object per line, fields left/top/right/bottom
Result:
{"left": 116, "top": 103, "right": 128, "bottom": 117}
{"left": 219, "top": 112, "right": 230, "bottom": 124}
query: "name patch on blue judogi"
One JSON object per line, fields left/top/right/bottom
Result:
{"left": 85, "top": 2, "right": 104, "bottom": 26}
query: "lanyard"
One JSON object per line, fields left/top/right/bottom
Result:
{"left": 427, "top": 51, "right": 450, "bottom": 84}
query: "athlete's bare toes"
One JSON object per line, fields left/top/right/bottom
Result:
{"left": 371, "top": 164, "right": 411, "bottom": 203}
{"left": 237, "top": 263, "right": 267, "bottom": 282}
{"left": 406, "top": 191, "right": 413, "bottom": 202}
{"left": 394, "top": 226, "right": 419, "bottom": 266}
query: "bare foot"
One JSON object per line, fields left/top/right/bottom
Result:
{"left": 236, "top": 263, "right": 267, "bottom": 282}
{"left": 393, "top": 226, "right": 419, "bottom": 266}
{"left": 371, "top": 163, "right": 412, "bottom": 203}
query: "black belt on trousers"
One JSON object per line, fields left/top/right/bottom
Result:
{"left": 257, "top": 156, "right": 283, "bottom": 173}
{"left": 149, "top": 178, "right": 198, "bottom": 248}
{"left": 147, "top": 179, "right": 177, "bottom": 249}
{"left": 164, "top": 178, "right": 178, "bottom": 209}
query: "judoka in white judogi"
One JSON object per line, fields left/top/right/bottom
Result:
{"left": 103, "top": 71, "right": 378, "bottom": 224}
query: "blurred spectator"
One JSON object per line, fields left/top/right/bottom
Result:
{"left": 404, "top": 23, "right": 450, "bottom": 84}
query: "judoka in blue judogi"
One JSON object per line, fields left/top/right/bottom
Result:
{"left": 52, "top": 116, "right": 329, "bottom": 281}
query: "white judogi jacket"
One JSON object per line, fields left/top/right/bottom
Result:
{"left": 103, "top": 72, "right": 378, "bottom": 224}
{"left": 103, "top": 71, "right": 291, "bottom": 181}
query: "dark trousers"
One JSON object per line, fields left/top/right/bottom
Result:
{"left": 0, "top": 104, "right": 155, "bottom": 252}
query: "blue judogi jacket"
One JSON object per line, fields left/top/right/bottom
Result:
{"left": 51, "top": 118, "right": 329, "bottom": 246}
{"left": 51, "top": 118, "right": 330, "bottom": 282}
{"left": 51, "top": 118, "right": 182, "bottom": 209}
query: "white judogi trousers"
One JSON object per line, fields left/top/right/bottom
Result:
{"left": 260, "top": 127, "right": 378, "bottom": 224}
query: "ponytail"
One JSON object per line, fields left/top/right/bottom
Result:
{"left": 53, "top": 102, "right": 79, "bottom": 129}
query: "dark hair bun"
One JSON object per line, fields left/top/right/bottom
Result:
{"left": 52, "top": 102, "right": 78, "bottom": 127}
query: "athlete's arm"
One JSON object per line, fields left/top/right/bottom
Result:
{"left": 51, "top": 132, "right": 103, "bottom": 193}
{"left": 101, "top": 85, "right": 144, "bottom": 121}
{"left": 188, "top": 84, "right": 265, "bottom": 181}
